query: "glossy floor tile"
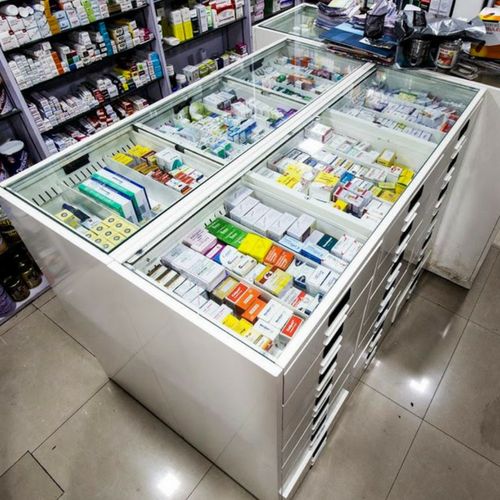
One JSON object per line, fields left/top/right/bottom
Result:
{"left": 362, "top": 296, "right": 467, "bottom": 417}
{"left": 470, "top": 252, "right": 500, "bottom": 335}
{"left": 294, "top": 383, "right": 420, "bottom": 500}
{"left": 0, "top": 304, "right": 36, "bottom": 336}
{"left": 0, "top": 310, "right": 107, "bottom": 475}
{"left": 40, "top": 296, "right": 91, "bottom": 351}
{"left": 388, "top": 422, "right": 500, "bottom": 500}
{"left": 426, "top": 321, "right": 500, "bottom": 466}
{"left": 0, "top": 453, "right": 62, "bottom": 500}
{"left": 33, "top": 288, "right": 56, "bottom": 309}
{"left": 188, "top": 467, "right": 254, "bottom": 500}
{"left": 415, "top": 247, "right": 498, "bottom": 319}
{"left": 34, "top": 382, "right": 211, "bottom": 500}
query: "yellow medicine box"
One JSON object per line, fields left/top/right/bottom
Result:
{"left": 55, "top": 210, "right": 79, "bottom": 229}
{"left": 238, "top": 233, "right": 274, "bottom": 263}
{"left": 315, "top": 172, "right": 339, "bottom": 186}
{"left": 333, "top": 199, "right": 349, "bottom": 212}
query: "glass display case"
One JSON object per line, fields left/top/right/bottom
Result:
{"left": 136, "top": 76, "right": 303, "bottom": 164}
{"left": 259, "top": 4, "right": 325, "bottom": 42}
{"left": 126, "top": 163, "right": 370, "bottom": 360}
{"left": 331, "top": 67, "right": 478, "bottom": 145}
{"left": 5, "top": 124, "right": 222, "bottom": 253}
{"left": 227, "top": 39, "right": 363, "bottom": 104}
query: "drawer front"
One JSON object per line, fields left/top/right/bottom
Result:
{"left": 379, "top": 186, "right": 424, "bottom": 265}
{"left": 283, "top": 292, "right": 364, "bottom": 444}
{"left": 283, "top": 247, "right": 378, "bottom": 402}
{"left": 280, "top": 385, "right": 351, "bottom": 499}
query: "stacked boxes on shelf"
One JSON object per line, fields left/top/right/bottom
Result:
{"left": 162, "top": 0, "right": 245, "bottom": 46}
{"left": 6, "top": 20, "right": 154, "bottom": 90}
{"left": 0, "top": 0, "right": 148, "bottom": 52}
{"left": 250, "top": 0, "right": 265, "bottom": 23}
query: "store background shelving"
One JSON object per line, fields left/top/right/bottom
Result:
{"left": 0, "top": 0, "right": 282, "bottom": 162}
{"left": 0, "top": 0, "right": 302, "bottom": 322}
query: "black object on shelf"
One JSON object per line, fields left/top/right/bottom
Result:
{"left": 22, "top": 39, "right": 154, "bottom": 92}
{"left": 163, "top": 17, "right": 246, "bottom": 52}
{"left": 3, "top": 5, "right": 148, "bottom": 54}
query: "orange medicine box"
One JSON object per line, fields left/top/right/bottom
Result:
{"left": 242, "top": 298, "right": 267, "bottom": 323}
{"left": 235, "top": 287, "right": 261, "bottom": 313}
{"left": 225, "top": 282, "right": 249, "bottom": 307}
{"left": 275, "top": 250, "right": 294, "bottom": 271}
{"left": 281, "top": 315, "right": 303, "bottom": 340}
{"left": 264, "top": 245, "right": 283, "bottom": 266}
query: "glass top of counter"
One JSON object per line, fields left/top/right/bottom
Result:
{"left": 331, "top": 66, "right": 478, "bottom": 145}
{"left": 136, "top": 76, "right": 303, "bottom": 164}
{"left": 5, "top": 123, "right": 224, "bottom": 254}
{"left": 124, "top": 64, "right": 480, "bottom": 361}
{"left": 226, "top": 39, "right": 364, "bottom": 104}
{"left": 259, "top": 4, "right": 325, "bottom": 42}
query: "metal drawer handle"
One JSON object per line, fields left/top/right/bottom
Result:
{"left": 454, "top": 134, "right": 468, "bottom": 153}
{"left": 404, "top": 202, "right": 420, "bottom": 225}
{"left": 312, "top": 403, "right": 330, "bottom": 433}
{"left": 395, "top": 235, "right": 410, "bottom": 259}
{"left": 379, "top": 287, "right": 394, "bottom": 312}
{"left": 369, "top": 331, "right": 383, "bottom": 351}
{"left": 320, "top": 337, "right": 342, "bottom": 373}
{"left": 443, "top": 167, "right": 455, "bottom": 184}
{"left": 387, "top": 263, "right": 402, "bottom": 287}
{"left": 365, "top": 345, "right": 378, "bottom": 367}
{"left": 374, "top": 309, "right": 389, "bottom": 331}
{"left": 323, "top": 304, "right": 349, "bottom": 346}
{"left": 313, "top": 386, "right": 333, "bottom": 417}
{"left": 402, "top": 210, "right": 418, "bottom": 233}
{"left": 316, "top": 364, "right": 336, "bottom": 396}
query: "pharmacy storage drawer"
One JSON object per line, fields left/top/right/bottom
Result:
{"left": 283, "top": 246, "right": 377, "bottom": 402}
{"left": 283, "top": 280, "right": 369, "bottom": 443}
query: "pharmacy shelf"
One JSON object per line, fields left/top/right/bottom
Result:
{"left": 2, "top": 5, "right": 149, "bottom": 53}
{"left": 41, "top": 78, "right": 160, "bottom": 134}
{"left": 0, "top": 0, "right": 253, "bottom": 161}
{"left": 0, "top": 275, "right": 49, "bottom": 326}
{"left": 21, "top": 38, "right": 155, "bottom": 92}
{"left": 163, "top": 17, "right": 247, "bottom": 52}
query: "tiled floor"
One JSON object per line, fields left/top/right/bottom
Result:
{"left": 1, "top": 247, "right": 500, "bottom": 500}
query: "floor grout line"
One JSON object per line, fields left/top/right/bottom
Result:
{"left": 421, "top": 317, "right": 470, "bottom": 422}
{"left": 385, "top": 418, "right": 424, "bottom": 500}
{"left": 467, "top": 317, "right": 500, "bottom": 337}
{"left": 185, "top": 466, "right": 213, "bottom": 500}
{"left": 423, "top": 420, "right": 500, "bottom": 471}
{"left": 0, "top": 306, "right": 38, "bottom": 337}
{"left": 38, "top": 299, "right": 96, "bottom": 358}
{"left": 31, "top": 380, "right": 109, "bottom": 454}
{"left": 0, "top": 452, "right": 31, "bottom": 480}
{"left": 466, "top": 250, "right": 500, "bottom": 321}
{"left": 359, "top": 380, "right": 425, "bottom": 421}
{"left": 415, "top": 293, "right": 470, "bottom": 320}
{"left": 30, "top": 452, "right": 65, "bottom": 496}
